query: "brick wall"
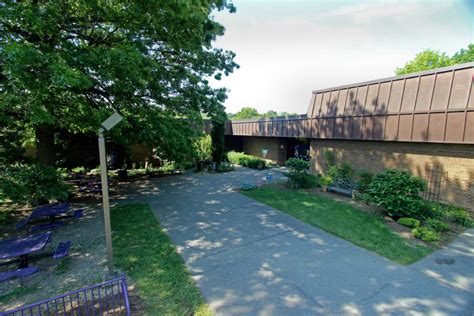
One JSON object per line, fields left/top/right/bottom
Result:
{"left": 242, "top": 137, "right": 287, "bottom": 164}
{"left": 310, "top": 139, "right": 474, "bottom": 210}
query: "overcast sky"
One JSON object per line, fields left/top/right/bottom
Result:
{"left": 211, "top": 0, "right": 473, "bottom": 115}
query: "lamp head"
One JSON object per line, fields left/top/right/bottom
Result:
{"left": 101, "top": 112, "right": 123, "bottom": 131}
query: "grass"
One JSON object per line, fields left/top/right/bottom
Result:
{"left": 111, "top": 203, "right": 211, "bottom": 316}
{"left": 0, "top": 287, "right": 37, "bottom": 304}
{"left": 242, "top": 186, "right": 432, "bottom": 265}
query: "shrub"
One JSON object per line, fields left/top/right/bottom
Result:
{"left": 444, "top": 205, "right": 473, "bottom": 227}
{"left": 217, "top": 162, "right": 234, "bottom": 173}
{"left": 227, "top": 151, "right": 266, "bottom": 170}
{"left": 425, "top": 218, "right": 450, "bottom": 232}
{"left": 412, "top": 227, "right": 440, "bottom": 242}
{"left": 71, "top": 166, "right": 87, "bottom": 174}
{"left": 285, "top": 158, "right": 320, "bottom": 189}
{"left": 319, "top": 175, "right": 333, "bottom": 187}
{"left": 175, "top": 162, "right": 194, "bottom": 171}
{"left": 357, "top": 170, "right": 374, "bottom": 193}
{"left": 328, "top": 162, "right": 353, "bottom": 181}
{"left": 287, "top": 172, "right": 320, "bottom": 189}
{"left": 397, "top": 217, "right": 420, "bottom": 228}
{"left": 285, "top": 158, "right": 310, "bottom": 172}
{"left": 246, "top": 157, "right": 266, "bottom": 170}
{"left": 0, "top": 163, "right": 71, "bottom": 205}
{"left": 367, "top": 169, "right": 426, "bottom": 218}
{"left": 194, "top": 135, "right": 212, "bottom": 162}
{"left": 227, "top": 151, "right": 246, "bottom": 164}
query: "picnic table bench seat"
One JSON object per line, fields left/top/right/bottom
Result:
{"left": 53, "top": 241, "right": 71, "bottom": 259}
{"left": 0, "top": 232, "right": 72, "bottom": 282}
{"left": 0, "top": 266, "right": 38, "bottom": 283}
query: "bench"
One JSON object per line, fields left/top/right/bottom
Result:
{"left": 73, "top": 209, "right": 84, "bottom": 219}
{"left": 327, "top": 185, "right": 354, "bottom": 197}
{"left": 15, "top": 217, "right": 29, "bottom": 230}
{"left": 1, "top": 274, "right": 131, "bottom": 315}
{"left": 53, "top": 241, "right": 71, "bottom": 259}
{"left": 0, "top": 266, "right": 38, "bottom": 283}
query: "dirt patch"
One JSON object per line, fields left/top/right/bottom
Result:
{"left": 0, "top": 176, "right": 163, "bottom": 313}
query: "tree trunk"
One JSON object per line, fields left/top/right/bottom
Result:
{"left": 35, "top": 125, "right": 56, "bottom": 166}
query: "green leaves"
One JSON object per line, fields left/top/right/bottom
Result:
{"left": 367, "top": 169, "right": 426, "bottom": 218}
{"left": 1, "top": 0, "right": 238, "bottom": 164}
{"left": 395, "top": 43, "right": 474, "bottom": 75}
{"left": 0, "top": 163, "right": 70, "bottom": 205}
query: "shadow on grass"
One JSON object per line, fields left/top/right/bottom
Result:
{"left": 111, "top": 203, "right": 211, "bottom": 316}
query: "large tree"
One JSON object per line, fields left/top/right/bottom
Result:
{"left": 232, "top": 107, "right": 260, "bottom": 120}
{"left": 395, "top": 44, "right": 473, "bottom": 75}
{"left": 0, "top": 0, "right": 238, "bottom": 165}
{"left": 395, "top": 49, "right": 452, "bottom": 75}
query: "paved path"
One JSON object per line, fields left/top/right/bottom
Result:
{"left": 129, "top": 167, "right": 474, "bottom": 315}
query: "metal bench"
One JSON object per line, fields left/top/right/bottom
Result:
{"left": 0, "top": 274, "right": 131, "bottom": 315}
{"left": 327, "top": 178, "right": 357, "bottom": 197}
{"left": 0, "top": 266, "right": 38, "bottom": 283}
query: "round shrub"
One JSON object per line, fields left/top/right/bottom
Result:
{"left": 412, "top": 227, "right": 440, "bottom": 242}
{"left": 227, "top": 151, "right": 265, "bottom": 170}
{"left": 287, "top": 172, "right": 320, "bottom": 189}
{"left": 397, "top": 217, "right": 420, "bottom": 228}
{"left": 367, "top": 169, "right": 426, "bottom": 218}
{"left": 285, "top": 158, "right": 310, "bottom": 172}
{"left": 285, "top": 158, "right": 319, "bottom": 189}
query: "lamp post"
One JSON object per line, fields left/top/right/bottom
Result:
{"left": 98, "top": 112, "right": 123, "bottom": 275}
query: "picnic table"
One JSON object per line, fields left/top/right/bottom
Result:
{"left": 0, "top": 232, "right": 52, "bottom": 268}
{"left": 0, "top": 231, "right": 71, "bottom": 282}
{"left": 16, "top": 203, "right": 83, "bottom": 232}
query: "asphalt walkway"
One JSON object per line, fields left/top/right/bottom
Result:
{"left": 131, "top": 167, "right": 474, "bottom": 315}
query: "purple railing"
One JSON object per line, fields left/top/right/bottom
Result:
{"left": 1, "top": 275, "right": 131, "bottom": 316}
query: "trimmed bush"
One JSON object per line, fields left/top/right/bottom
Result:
{"left": 425, "top": 218, "right": 450, "bottom": 232}
{"left": 412, "top": 227, "right": 440, "bottom": 242}
{"left": 285, "top": 158, "right": 320, "bottom": 189}
{"left": 367, "top": 169, "right": 426, "bottom": 219}
{"left": 0, "top": 163, "right": 71, "bottom": 205}
{"left": 285, "top": 158, "right": 310, "bottom": 172}
{"left": 217, "top": 162, "right": 234, "bottom": 173}
{"left": 397, "top": 217, "right": 420, "bottom": 228}
{"left": 227, "top": 151, "right": 266, "bottom": 170}
{"left": 287, "top": 172, "right": 320, "bottom": 189}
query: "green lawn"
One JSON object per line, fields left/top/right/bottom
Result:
{"left": 242, "top": 186, "right": 432, "bottom": 265}
{"left": 112, "top": 203, "right": 211, "bottom": 315}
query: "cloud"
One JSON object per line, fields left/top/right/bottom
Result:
{"left": 211, "top": 0, "right": 472, "bottom": 114}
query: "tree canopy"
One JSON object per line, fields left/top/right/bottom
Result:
{"left": 0, "top": 0, "right": 238, "bottom": 165}
{"left": 395, "top": 43, "right": 473, "bottom": 75}
{"left": 229, "top": 107, "right": 297, "bottom": 120}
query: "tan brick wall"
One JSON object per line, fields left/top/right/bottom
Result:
{"left": 310, "top": 140, "right": 474, "bottom": 210}
{"left": 242, "top": 137, "right": 286, "bottom": 164}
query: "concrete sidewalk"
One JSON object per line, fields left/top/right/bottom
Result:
{"left": 132, "top": 167, "right": 474, "bottom": 315}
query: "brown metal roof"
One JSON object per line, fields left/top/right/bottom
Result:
{"left": 222, "top": 62, "right": 474, "bottom": 144}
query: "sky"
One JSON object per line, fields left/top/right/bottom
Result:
{"left": 210, "top": 0, "right": 474, "bottom": 115}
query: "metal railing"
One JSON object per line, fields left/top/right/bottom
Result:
{"left": 1, "top": 275, "right": 130, "bottom": 316}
